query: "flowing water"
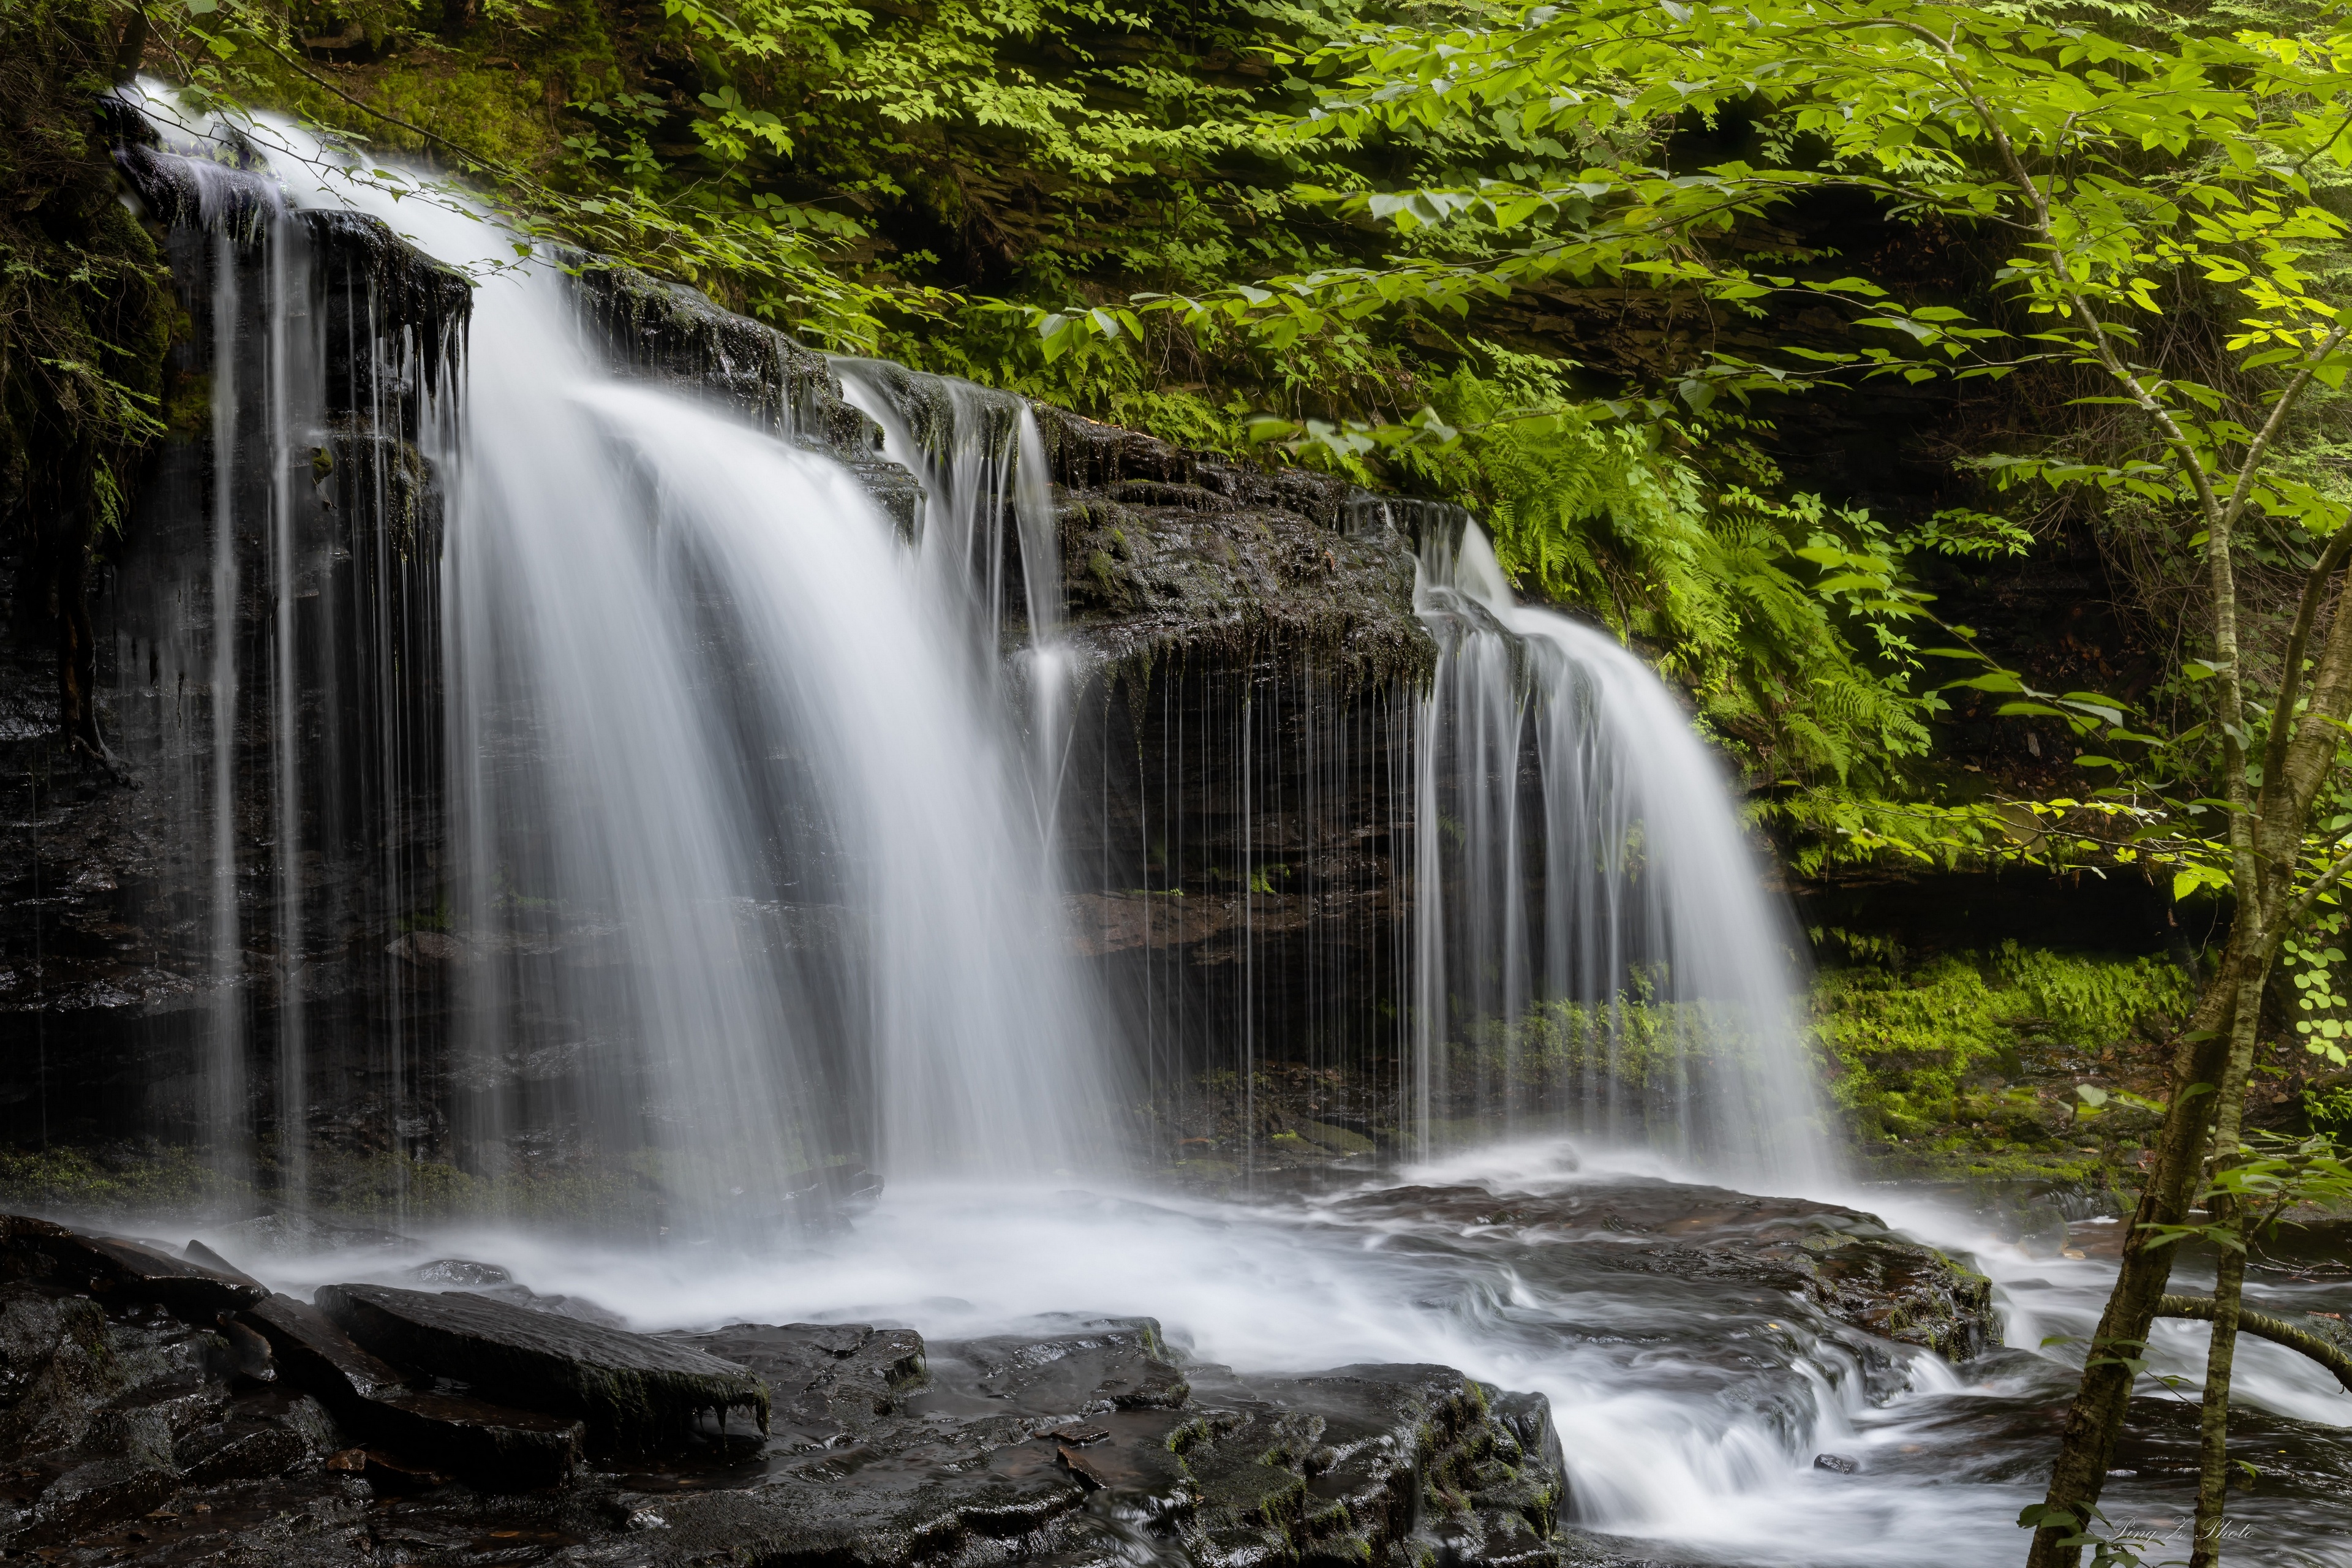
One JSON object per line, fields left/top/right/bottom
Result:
{"left": 224, "top": 1142, "right": 2352, "bottom": 1567}
{"left": 1413, "top": 520, "right": 1823, "bottom": 1188}
{"left": 89, "top": 89, "right": 2352, "bottom": 1568}
{"left": 123, "top": 91, "right": 1112, "bottom": 1232}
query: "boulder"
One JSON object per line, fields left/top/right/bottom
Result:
{"left": 628, "top": 1322, "right": 1566, "bottom": 1568}
{"left": 407, "top": 1258, "right": 513, "bottom": 1287}
{"left": 1339, "top": 1180, "right": 1999, "bottom": 1362}
{"left": 315, "top": 1283, "right": 769, "bottom": 1450}
{"left": 0, "top": 1284, "right": 341, "bottom": 1548}
{"left": 667, "top": 1322, "right": 924, "bottom": 1448}
{"left": 940, "top": 1316, "right": 1188, "bottom": 1414}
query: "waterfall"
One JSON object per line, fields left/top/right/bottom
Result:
{"left": 106, "top": 104, "right": 458, "bottom": 1202}
{"left": 828, "top": 359, "right": 1074, "bottom": 852}
{"left": 107, "top": 85, "right": 1820, "bottom": 1216}
{"left": 1410, "top": 513, "right": 1825, "bottom": 1185}
{"left": 118, "top": 91, "right": 1112, "bottom": 1232}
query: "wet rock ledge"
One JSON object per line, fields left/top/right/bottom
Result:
{"left": 0, "top": 1215, "right": 1572, "bottom": 1567}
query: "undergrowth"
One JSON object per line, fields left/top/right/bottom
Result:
{"left": 1813, "top": 938, "right": 2196, "bottom": 1151}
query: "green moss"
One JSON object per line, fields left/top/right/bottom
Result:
{"left": 1815, "top": 941, "right": 2195, "bottom": 1176}
{"left": 0, "top": 1145, "right": 246, "bottom": 1216}
{"left": 1438, "top": 942, "right": 2188, "bottom": 1180}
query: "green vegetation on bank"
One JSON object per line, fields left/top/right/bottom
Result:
{"left": 1816, "top": 940, "right": 2199, "bottom": 1177}
{"left": 1, "top": 0, "right": 174, "bottom": 758}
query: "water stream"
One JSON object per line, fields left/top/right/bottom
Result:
{"left": 226, "top": 1143, "right": 2352, "bottom": 1567}
{"left": 1412, "top": 521, "right": 1824, "bottom": 1188}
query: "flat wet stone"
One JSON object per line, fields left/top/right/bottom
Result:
{"left": 407, "top": 1258, "right": 513, "bottom": 1287}
{"left": 668, "top": 1322, "right": 925, "bottom": 1449}
{"left": 5, "top": 1219, "right": 265, "bottom": 1319}
{"left": 1341, "top": 1179, "right": 1997, "bottom": 1362}
{"left": 245, "top": 1293, "right": 585, "bottom": 1488}
{"left": 940, "top": 1316, "right": 1189, "bottom": 1414}
{"left": 317, "top": 1283, "right": 768, "bottom": 1450}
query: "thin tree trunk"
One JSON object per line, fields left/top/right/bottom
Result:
{"left": 2187, "top": 974, "right": 2267, "bottom": 1567}
{"left": 2188, "top": 1233, "right": 2247, "bottom": 1568}
{"left": 2024, "top": 972, "right": 2244, "bottom": 1568}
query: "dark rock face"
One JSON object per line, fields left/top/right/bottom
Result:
{"left": 315, "top": 1283, "right": 770, "bottom": 1449}
{"left": 1038, "top": 408, "right": 1427, "bottom": 684}
{"left": 0, "top": 140, "right": 464, "bottom": 1186}
{"left": 1030, "top": 414, "right": 1433, "bottom": 1114}
{"left": 571, "top": 263, "right": 922, "bottom": 526}
{"left": 606, "top": 1324, "right": 1564, "bottom": 1568}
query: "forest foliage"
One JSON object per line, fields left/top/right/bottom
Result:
{"left": 23, "top": 0, "right": 2352, "bottom": 839}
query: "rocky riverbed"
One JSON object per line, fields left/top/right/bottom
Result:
{"left": 0, "top": 1167, "right": 2032, "bottom": 1568}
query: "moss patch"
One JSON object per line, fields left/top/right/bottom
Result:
{"left": 0, "top": 1143, "right": 246, "bottom": 1218}
{"left": 1815, "top": 940, "right": 2197, "bottom": 1179}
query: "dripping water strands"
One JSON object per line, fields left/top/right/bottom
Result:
{"left": 1406, "top": 511, "right": 1826, "bottom": 1188}
{"left": 829, "top": 360, "right": 1080, "bottom": 918}
{"left": 108, "top": 86, "right": 464, "bottom": 1214}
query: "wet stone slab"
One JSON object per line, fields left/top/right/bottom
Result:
{"left": 605, "top": 1322, "right": 1567, "bottom": 1568}
{"left": 315, "top": 1284, "right": 771, "bottom": 1451}
{"left": 1335, "top": 1178, "right": 2000, "bottom": 1363}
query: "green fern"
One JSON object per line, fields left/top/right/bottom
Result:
{"left": 1414, "top": 368, "right": 1936, "bottom": 790}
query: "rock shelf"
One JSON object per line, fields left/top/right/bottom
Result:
{"left": 0, "top": 1210, "right": 1602, "bottom": 1567}
{"left": 315, "top": 1284, "right": 770, "bottom": 1451}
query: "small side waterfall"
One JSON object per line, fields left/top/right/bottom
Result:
{"left": 1409, "top": 514, "right": 1825, "bottom": 1183}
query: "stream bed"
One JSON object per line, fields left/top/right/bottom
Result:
{"left": 225, "top": 1142, "right": 2352, "bottom": 1567}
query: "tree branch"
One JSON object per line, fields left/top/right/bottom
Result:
{"left": 2266, "top": 832, "right": 2352, "bottom": 957}
{"left": 2159, "top": 1293, "right": 2352, "bottom": 1393}
{"left": 2258, "top": 523, "right": 2352, "bottom": 797}
{"left": 2218, "top": 324, "right": 2352, "bottom": 533}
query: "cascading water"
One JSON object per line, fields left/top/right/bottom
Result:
{"left": 101, "top": 105, "right": 459, "bottom": 1201}
{"left": 828, "top": 358, "right": 1075, "bottom": 855}
{"left": 119, "top": 90, "right": 1112, "bottom": 1230}
{"left": 1409, "top": 511, "right": 1825, "bottom": 1185}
